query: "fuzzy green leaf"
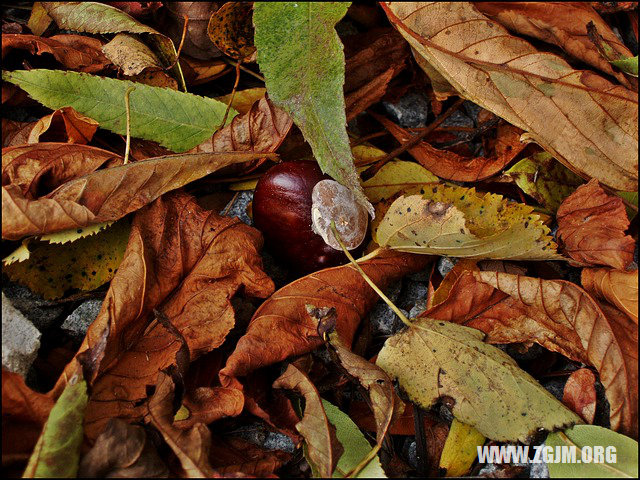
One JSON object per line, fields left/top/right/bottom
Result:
{"left": 610, "top": 55, "right": 638, "bottom": 77}
{"left": 2, "top": 69, "right": 235, "bottom": 153}
{"left": 546, "top": 425, "right": 638, "bottom": 478}
{"left": 253, "top": 2, "right": 373, "bottom": 216}
{"left": 23, "top": 375, "right": 88, "bottom": 478}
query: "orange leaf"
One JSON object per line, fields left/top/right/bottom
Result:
{"left": 562, "top": 368, "right": 597, "bottom": 424}
{"left": 582, "top": 268, "right": 638, "bottom": 324}
{"left": 557, "top": 179, "right": 634, "bottom": 269}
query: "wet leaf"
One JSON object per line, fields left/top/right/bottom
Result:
{"left": 376, "top": 318, "right": 581, "bottom": 442}
{"left": 562, "top": 368, "right": 597, "bottom": 424}
{"left": 41, "top": 1, "right": 185, "bottom": 89}
{"left": 220, "top": 249, "right": 432, "bottom": 388}
{"left": 557, "top": 179, "right": 635, "bottom": 269}
{"left": 253, "top": 2, "right": 374, "bottom": 217}
{"left": 439, "top": 419, "right": 485, "bottom": 477}
{"left": 382, "top": 2, "right": 638, "bottom": 192}
{"left": 78, "top": 418, "right": 169, "bottom": 478}
{"left": 426, "top": 271, "right": 639, "bottom": 437}
{"left": 322, "top": 399, "right": 386, "bottom": 478}
{"left": 375, "top": 114, "right": 527, "bottom": 182}
{"left": 2, "top": 150, "right": 272, "bottom": 240}
{"left": 23, "top": 373, "right": 88, "bottom": 478}
{"left": 4, "top": 219, "right": 129, "bottom": 299}
{"left": 273, "top": 363, "right": 344, "bottom": 478}
{"left": 546, "top": 425, "right": 638, "bottom": 478}
{"left": 503, "top": 152, "right": 584, "bottom": 212}
{"left": 375, "top": 183, "right": 561, "bottom": 260}
{"left": 2, "top": 69, "right": 235, "bottom": 153}
{"left": 582, "top": 268, "right": 638, "bottom": 324}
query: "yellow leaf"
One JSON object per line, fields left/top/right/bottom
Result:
{"left": 362, "top": 161, "right": 438, "bottom": 203}
{"left": 375, "top": 184, "right": 562, "bottom": 260}
{"left": 439, "top": 419, "right": 485, "bottom": 477}
{"left": 4, "top": 220, "right": 130, "bottom": 299}
{"left": 216, "top": 87, "right": 266, "bottom": 115}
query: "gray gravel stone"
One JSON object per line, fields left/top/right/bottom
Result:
{"left": 437, "top": 257, "right": 458, "bottom": 277}
{"left": 223, "top": 190, "right": 254, "bottom": 226}
{"left": 382, "top": 92, "right": 430, "bottom": 128}
{"left": 398, "top": 280, "right": 428, "bottom": 312}
{"left": 529, "top": 457, "right": 550, "bottom": 478}
{"left": 442, "top": 109, "right": 474, "bottom": 128}
{"left": 61, "top": 299, "right": 102, "bottom": 342}
{"left": 263, "top": 431, "right": 296, "bottom": 453}
{"left": 2, "top": 293, "right": 41, "bottom": 377}
{"left": 2, "top": 281, "right": 65, "bottom": 331}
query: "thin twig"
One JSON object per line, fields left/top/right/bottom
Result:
{"left": 165, "top": 14, "right": 189, "bottom": 71}
{"left": 361, "top": 97, "right": 465, "bottom": 181}
{"left": 123, "top": 86, "right": 136, "bottom": 164}
{"left": 219, "top": 59, "right": 242, "bottom": 129}
{"left": 223, "top": 57, "right": 265, "bottom": 82}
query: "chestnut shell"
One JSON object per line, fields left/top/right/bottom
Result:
{"left": 253, "top": 161, "right": 349, "bottom": 274}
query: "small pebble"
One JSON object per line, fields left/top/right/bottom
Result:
{"left": 382, "top": 91, "right": 431, "bottom": 128}
{"left": 2, "top": 293, "right": 41, "bottom": 377}
{"left": 61, "top": 299, "right": 103, "bottom": 342}
{"left": 223, "top": 191, "right": 254, "bottom": 226}
{"left": 437, "top": 257, "right": 458, "bottom": 277}
{"left": 2, "top": 281, "right": 64, "bottom": 332}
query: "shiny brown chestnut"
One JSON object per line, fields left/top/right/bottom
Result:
{"left": 253, "top": 161, "right": 367, "bottom": 274}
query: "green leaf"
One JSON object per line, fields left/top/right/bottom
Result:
{"left": 375, "top": 183, "right": 562, "bottom": 260}
{"left": 616, "top": 190, "right": 638, "bottom": 220}
{"left": 321, "top": 399, "right": 386, "bottom": 478}
{"left": 546, "top": 425, "right": 638, "bottom": 478}
{"left": 4, "top": 220, "right": 129, "bottom": 300}
{"left": 503, "top": 152, "right": 584, "bottom": 212}
{"left": 610, "top": 55, "right": 638, "bottom": 77}
{"left": 23, "top": 375, "right": 88, "bottom": 478}
{"left": 2, "top": 70, "right": 235, "bottom": 153}
{"left": 376, "top": 318, "right": 581, "bottom": 443}
{"left": 253, "top": 2, "right": 373, "bottom": 216}
{"left": 41, "top": 1, "right": 186, "bottom": 89}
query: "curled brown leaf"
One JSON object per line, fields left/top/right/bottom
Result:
{"left": 562, "top": 368, "right": 597, "bottom": 424}
{"left": 582, "top": 268, "right": 638, "bottom": 324}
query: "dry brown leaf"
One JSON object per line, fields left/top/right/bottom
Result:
{"left": 207, "top": 2, "right": 256, "bottom": 60}
{"left": 562, "top": 368, "right": 597, "bottom": 424}
{"left": 78, "top": 418, "right": 169, "bottom": 477}
{"left": 582, "top": 268, "right": 638, "bottom": 324}
{"left": 175, "top": 387, "right": 244, "bottom": 429}
{"left": 273, "top": 363, "right": 344, "bottom": 478}
{"left": 102, "top": 32, "right": 162, "bottom": 75}
{"left": 2, "top": 151, "right": 274, "bottom": 240}
{"left": 374, "top": 114, "right": 527, "bottom": 182}
{"left": 425, "top": 270, "right": 638, "bottom": 437}
{"left": 475, "top": 2, "right": 637, "bottom": 90}
{"left": 557, "top": 179, "right": 635, "bottom": 269}
{"left": 382, "top": 2, "right": 638, "bottom": 191}
{"left": 1, "top": 33, "right": 110, "bottom": 73}
{"left": 3, "top": 143, "right": 121, "bottom": 197}
{"left": 145, "top": 371, "right": 220, "bottom": 478}
{"left": 46, "top": 192, "right": 273, "bottom": 440}
{"left": 219, "top": 249, "right": 432, "bottom": 387}
{"left": 2, "top": 119, "right": 36, "bottom": 148}
{"left": 161, "top": 2, "right": 222, "bottom": 60}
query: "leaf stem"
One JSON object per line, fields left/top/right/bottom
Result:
{"left": 330, "top": 222, "right": 412, "bottom": 327}
{"left": 123, "top": 86, "right": 136, "bottom": 165}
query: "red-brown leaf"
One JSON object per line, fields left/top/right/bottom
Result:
{"left": 562, "top": 368, "right": 597, "bottom": 424}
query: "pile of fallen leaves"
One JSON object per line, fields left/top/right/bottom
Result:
{"left": 1, "top": 2, "right": 638, "bottom": 478}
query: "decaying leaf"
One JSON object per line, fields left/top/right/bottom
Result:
{"left": 503, "top": 152, "right": 584, "bottom": 212}
{"left": 253, "top": 2, "right": 374, "bottom": 217}
{"left": 582, "top": 268, "right": 638, "bottom": 324}
{"left": 2, "top": 69, "right": 235, "bottom": 153}
{"left": 426, "top": 271, "right": 639, "bottom": 437}
{"left": 220, "top": 249, "right": 432, "bottom": 388}
{"left": 375, "top": 183, "right": 561, "bottom": 260}
{"left": 23, "top": 373, "right": 88, "bottom": 478}
{"left": 475, "top": 2, "right": 638, "bottom": 89}
{"left": 207, "top": 2, "right": 256, "bottom": 60}
{"left": 145, "top": 371, "right": 219, "bottom": 478}
{"left": 381, "top": 2, "right": 638, "bottom": 192}
{"left": 439, "top": 419, "right": 485, "bottom": 477}
{"left": 273, "top": 363, "right": 344, "bottom": 478}
{"left": 1, "top": 33, "right": 110, "bottom": 73}
{"left": 362, "top": 160, "right": 438, "bottom": 203}
{"left": 161, "top": 2, "right": 222, "bottom": 61}
{"left": 557, "top": 179, "right": 635, "bottom": 269}
{"left": 3, "top": 219, "right": 129, "bottom": 299}
{"left": 2, "top": 151, "right": 273, "bottom": 240}
{"left": 208, "top": 435, "right": 291, "bottom": 477}
{"left": 174, "top": 387, "right": 244, "bottom": 429}
{"left": 41, "top": 1, "right": 185, "bottom": 88}
{"left": 102, "top": 32, "right": 163, "bottom": 75}
{"left": 376, "top": 318, "right": 581, "bottom": 442}
{"left": 78, "top": 418, "right": 169, "bottom": 478}
{"left": 51, "top": 192, "right": 273, "bottom": 440}
{"left": 562, "top": 368, "right": 597, "bottom": 424}
{"left": 375, "top": 114, "right": 527, "bottom": 182}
